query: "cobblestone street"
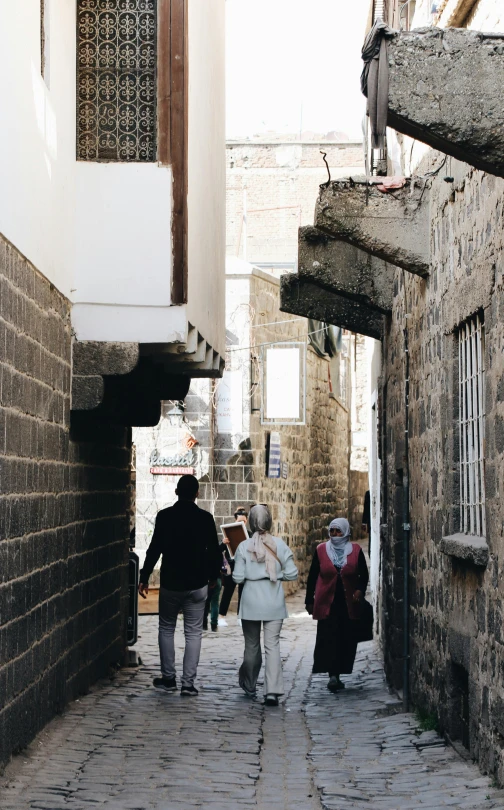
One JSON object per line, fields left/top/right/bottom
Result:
{"left": 1, "top": 595, "right": 504, "bottom": 810}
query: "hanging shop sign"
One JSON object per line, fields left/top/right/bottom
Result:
{"left": 216, "top": 369, "right": 243, "bottom": 434}
{"left": 150, "top": 447, "right": 196, "bottom": 467}
{"left": 261, "top": 342, "right": 306, "bottom": 425}
{"left": 267, "top": 432, "right": 281, "bottom": 478}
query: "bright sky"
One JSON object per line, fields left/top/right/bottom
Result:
{"left": 226, "top": 0, "right": 370, "bottom": 141}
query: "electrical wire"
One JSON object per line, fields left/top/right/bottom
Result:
{"left": 249, "top": 316, "right": 305, "bottom": 329}
{"left": 226, "top": 326, "right": 327, "bottom": 354}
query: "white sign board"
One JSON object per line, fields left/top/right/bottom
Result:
{"left": 265, "top": 347, "right": 300, "bottom": 420}
{"left": 216, "top": 370, "right": 243, "bottom": 434}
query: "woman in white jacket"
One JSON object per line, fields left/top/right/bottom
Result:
{"left": 232, "top": 504, "right": 298, "bottom": 706}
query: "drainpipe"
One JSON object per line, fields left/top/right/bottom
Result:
{"left": 402, "top": 270, "right": 411, "bottom": 712}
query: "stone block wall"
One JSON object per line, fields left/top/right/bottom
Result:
{"left": 380, "top": 153, "right": 504, "bottom": 780}
{"left": 0, "top": 236, "right": 131, "bottom": 770}
{"left": 249, "top": 272, "right": 351, "bottom": 587}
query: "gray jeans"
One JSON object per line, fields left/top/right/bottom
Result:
{"left": 158, "top": 586, "right": 208, "bottom": 687}
{"left": 239, "top": 619, "right": 284, "bottom": 696}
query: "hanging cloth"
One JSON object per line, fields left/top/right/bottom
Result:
{"left": 308, "top": 320, "right": 342, "bottom": 359}
{"left": 361, "top": 20, "right": 397, "bottom": 150}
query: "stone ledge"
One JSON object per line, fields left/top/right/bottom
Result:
{"left": 388, "top": 28, "right": 504, "bottom": 179}
{"left": 440, "top": 533, "right": 489, "bottom": 567}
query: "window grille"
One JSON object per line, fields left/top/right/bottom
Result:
{"left": 77, "top": 0, "right": 157, "bottom": 162}
{"left": 458, "top": 313, "right": 486, "bottom": 537}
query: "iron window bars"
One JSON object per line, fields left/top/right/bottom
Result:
{"left": 458, "top": 313, "right": 486, "bottom": 537}
{"left": 77, "top": 0, "right": 157, "bottom": 162}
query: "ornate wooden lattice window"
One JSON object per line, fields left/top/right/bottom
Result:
{"left": 77, "top": 0, "right": 157, "bottom": 162}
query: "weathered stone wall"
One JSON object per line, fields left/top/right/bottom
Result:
{"left": 380, "top": 153, "right": 504, "bottom": 779}
{"left": 0, "top": 236, "right": 131, "bottom": 769}
{"left": 250, "top": 272, "right": 351, "bottom": 587}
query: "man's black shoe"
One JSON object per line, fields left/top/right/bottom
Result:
{"left": 202, "top": 621, "right": 208, "bottom": 630}
{"left": 181, "top": 685, "right": 199, "bottom": 697}
{"left": 264, "top": 695, "right": 279, "bottom": 706}
{"left": 211, "top": 624, "right": 218, "bottom": 631}
{"left": 153, "top": 677, "right": 177, "bottom": 692}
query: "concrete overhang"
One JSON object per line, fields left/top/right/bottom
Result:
{"left": 387, "top": 27, "right": 504, "bottom": 178}
{"left": 298, "top": 226, "right": 394, "bottom": 313}
{"left": 71, "top": 329, "right": 224, "bottom": 426}
{"left": 280, "top": 274, "right": 385, "bottom": 340}
{"left": 315, "top": 179, "right": 430, "bottom": 277}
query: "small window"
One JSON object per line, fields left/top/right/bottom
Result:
{"left": 77, "top": 0, "right": 157, "bottom": 162}
{"left": 458, "top": 313, "right": 485, "bottom": 536}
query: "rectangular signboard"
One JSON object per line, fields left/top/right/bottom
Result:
{"left": 261, "top": 342, "right": 306, "bottom": 425}
{"left": 150, "top": 466, "right": 196, "bottom": 475}
{"left": 267, "top": 432, "right": 281, "bottom": 478}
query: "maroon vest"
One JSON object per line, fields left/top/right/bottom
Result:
{"left": 313, "top": 542, "right": 362, "bottom": 621}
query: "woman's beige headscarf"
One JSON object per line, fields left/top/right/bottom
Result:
{"left": 248, "top": 504, "right": 278, "bottom": 582}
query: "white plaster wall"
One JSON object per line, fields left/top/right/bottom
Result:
{"left": 186, "top": 0, "right": 226, "bottom": 357}
{"left": 74, "top": 163, "right": 173, "bottom": 306}
{"left": 71, "top": 162, "right": 176, "bottom": 341}
{"left": 0, "top": 1, "right": 76, "bottom": 298}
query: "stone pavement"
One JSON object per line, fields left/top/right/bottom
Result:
{"left": 1, "top": 594, "right": 504, "bottom": 809}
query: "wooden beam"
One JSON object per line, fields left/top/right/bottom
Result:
{"left": 170, "top": 0, "right": 188, "bottom": 304}
{"left": 157, "top": 0, "right": 171, "bottom": 165}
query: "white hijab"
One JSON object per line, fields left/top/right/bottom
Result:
{"left": 248, "top": 504, "right": 278, "bottom": 582}
{"left": 326, "top": 517, "right": 352, "bottom": 569}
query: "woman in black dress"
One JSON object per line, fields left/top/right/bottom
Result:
{"left": 305, "top": 517, "right": 369, "bottom": 692}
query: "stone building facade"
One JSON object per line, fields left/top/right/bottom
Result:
{"left": 226, "top": 138, "right": 364, "bottom": 270}
{"left": 274, "top": 0, "right": 504, "bottom": 782}
{"left": 278, "top": 0, "right": 504, "bottom": 784}
{"left": 375, "top": 0, "right": 504, "bottom": 781}
{"left": 381, "top": 155, "right": 504, "bottom": 775}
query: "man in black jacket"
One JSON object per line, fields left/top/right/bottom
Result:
{"left": 139, "top": 474, "right": 221, "bottom": 696}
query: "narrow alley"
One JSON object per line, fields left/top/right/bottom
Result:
{"left": 4, "top": 0, "right": 504, "bottom": 804}
{"left": 1, "top": 596, "right": 502, "bottom": 810}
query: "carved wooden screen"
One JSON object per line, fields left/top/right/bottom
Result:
{"left": 77, "top": 0, "right": 157, "bottom": 161}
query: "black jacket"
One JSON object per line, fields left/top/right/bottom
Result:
{"left": 140, "top": 500, "right": 222, "bottom": 591}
